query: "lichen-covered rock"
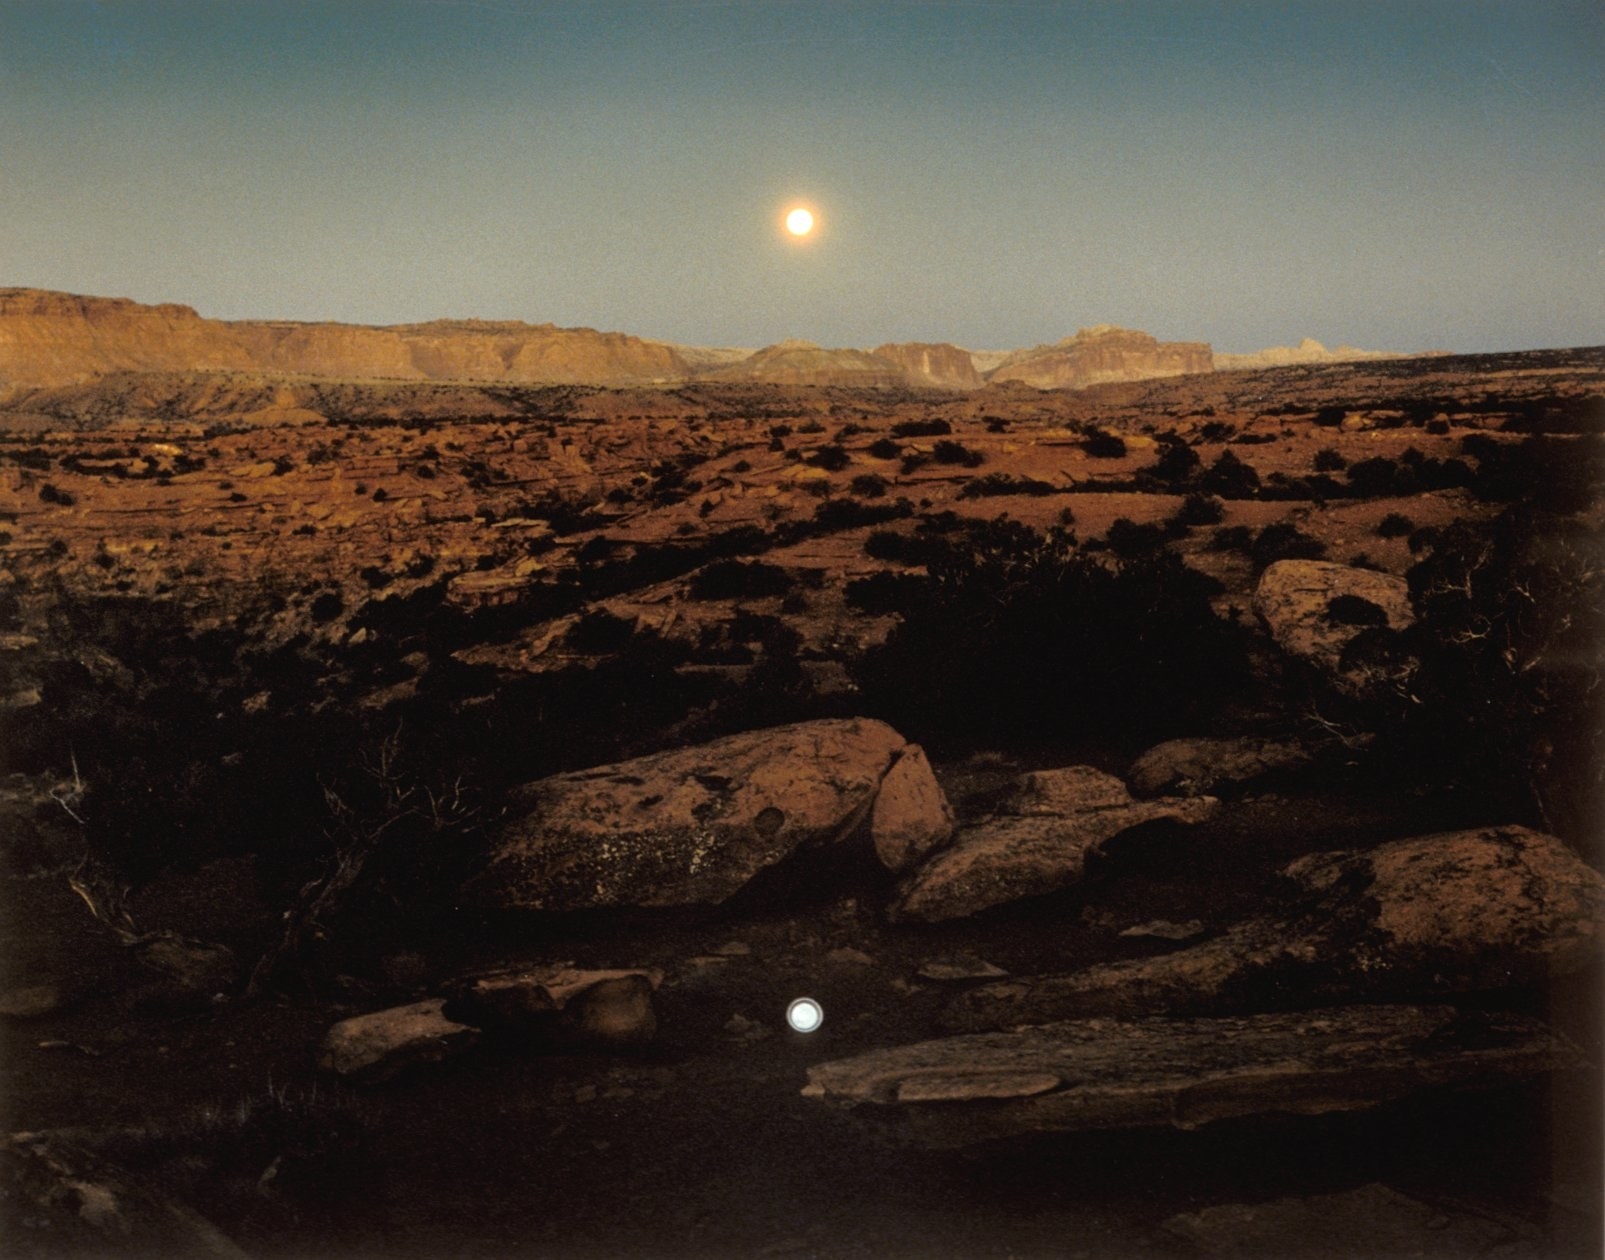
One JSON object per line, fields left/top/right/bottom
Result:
{"left": 319, "top": 998, "right": 479, "bottom": 1083}
{"left": 803, "top": 1005, "right": 1581, "bottom": 1149}
{"left": 946, "top": 825, "right": 1605, "bottom": 1030}
{"left": 1253, "top": 560, "right": 1414, "bottom": 695}
{"left": 464, "top": 718, "right": 913, "bottom": 911}
{"left": 1127, "top": 735, "right": 1314, "bottom": 797}
{"left": 891, "top": 765, "right": 1218, "bottom": 922}
{"left": 869, "top": 744, "right": 955, "bottom": 873}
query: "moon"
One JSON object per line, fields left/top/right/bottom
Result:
{"left": 785, "top": 207, "right": 815, "bottom": 237}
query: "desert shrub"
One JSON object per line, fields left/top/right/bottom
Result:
{"left": 1250, "top": 523, "right": 1327, "bottom": 572}
{"left": 932, "top": 440, "right": 985, "bottom": 468}
{"left": 864, "top": 529, "right": 912, "bottom": 562}
{"left": 1376, "top": 512, "right": 1415, "bottom": 538}
{"left": 959, "top": 473, "right": 1058, "bottom": 499}
{"left": 854, "top": 526, "right": 1247, "bottom": 748}
{"left": 1314, "top": 406, "right": 1347, "bottom": 428}
{"left": 806, "top": 444, "right": 851, "bottom": 472}
{"left": 1463, "top": 434, "right": 1603, "bottom": 511}
{"left": 1150, "top": 440, "right": 1201, "bottom": 485}
{"left": 809, "top": 496, "right": 911, "bottom": 532}
{"left": 845, "top": 570, "right": 927, "bottom": 615}
{"left": 1104, "top": 517, "right": 1168, "bottom": 558}
{"left": 1174, "top": 492, "right": 1225, "bottom": 526}
{"left": 38, "top": 483, "right": 75, "bottom": 506}
{"left": 1209, "top": 524, "right": 1255, "bottom": 553}
{"left": 1313, "top": 448, "right": 1347, "bottom": 472}
{"left": 1198, "top": 450, "right": 1261, "bottom": 499}
{"left": 687, "top": 559, "right": 795, "bottom": 601}
{"left": 850, "top": 473, "right": 889, "bottom": 498}
{"left": 868, "top": 438, "right": 901, "bottom": 459}
{"left": 1081, "top": 432, "right": 1127, "bottom": 459}
{"left": 891, "top": 418, "right": 951, "bottom": 439}
{"left": 1366, "top": 507, "right": 1605, "bottom": 851}
{"left": 900, "top": 452, "right": 931, "bottom": 474}
{"left": 1200, "top": 421, "right": 1236, "bottom": 442}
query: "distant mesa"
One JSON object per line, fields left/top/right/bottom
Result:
{"left": 707, "top": 340, "right": 908, "bottom": 388}
{"left": 1214, "top": 337, "right": 1428, "bottom": 371}
{"left": 987, "top": 326, "right": 1213, "bottom": 390}
{"left": 0, "top": 287, "right": 1432, "bottom": 396}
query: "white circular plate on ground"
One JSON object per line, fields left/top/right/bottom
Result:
{"left": 786, "top": 997, "right": 823, "bottom": 1033}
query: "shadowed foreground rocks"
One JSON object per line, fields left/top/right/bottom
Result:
{"left": 945, "top": 825, "right": 1604, "bottom": 1031}
{"left": 463, "top": 718, "right": 947, "bottom": 911}
{"left": 802, "top": 1004, "right": 1582, "bottom": 1149}
{"left": 890, "top": 766, "right": 1218, "bottom": 922}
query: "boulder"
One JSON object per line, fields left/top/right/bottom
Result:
{"left": 1127, "top": 735, "right": 1314, "bottom": 797}
{"left": 464, "top": 718, "right": 913, "bottom": 911}
{"left": 444, "top": 964, "right": 662, "bottom": 1048}
{"left": 869, "top": 744, "right": 955, "bottom": 873}
{"left": 1253, "top": 560, "right": 1414, "bottom": 695}
{"left": 891, "top": 766, "right": 1218, "bottom": 922}
{"left": 319, "top": 998, "right": 479, "bottom": 1083}
{"left": 802, "top": 1004, "right": 1581, "bottom": 1149}
{"left": 946, "top": 825, "right": 1605, "bottom": 1031}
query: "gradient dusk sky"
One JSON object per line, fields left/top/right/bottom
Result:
{"left": 2, "top": 1, "right": 1600, "bottom": 354}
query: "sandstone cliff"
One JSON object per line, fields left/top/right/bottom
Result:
{"left": 988, "top": 326, "right": 1213, "bottom": 389}
{"left": 707, "top": 340, "right": 909, "bottom": 388}
{"left": 0, "top": 290, "right": 692, "bottom": 391}
{"left": 873, "top": 342, "right": 983, "bottom": 390}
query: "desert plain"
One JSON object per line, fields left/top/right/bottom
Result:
{"left": 1, "top": 291, "right": 1602, "bottom": 1258}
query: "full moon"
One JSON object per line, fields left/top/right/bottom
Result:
{"left": 785, "top": 207, "right": 815, "bottom": 237}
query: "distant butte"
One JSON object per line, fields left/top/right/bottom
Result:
{"left": 0, "top": 288, "right": 1422, "bottom": 395}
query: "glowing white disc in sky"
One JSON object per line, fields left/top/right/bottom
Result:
{"left": 787, "top": 997, "right": 823, "bottom": 1032}
{"left": 785, "top": 207, "right": 815, "bottom": 236}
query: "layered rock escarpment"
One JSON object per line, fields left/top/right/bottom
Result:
{"left": 872, "top": 341, "right": 983, "bottom": 390}
{"left": 988, "top": 325, "right": 1213, "bottom": 389}
{"left": 0, "top": 289, "right": 692, "bottom": 390}
{"left": 0, "top": 288, "right": 1225, "bottom": 393}
{"left": 706, "top": 340, "right": 909, "bottom": 388}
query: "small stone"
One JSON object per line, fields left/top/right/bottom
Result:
{"left": 709, "top": 940, "right": 752, "bottom": 957}
{"left": 826, "top": 947, "right": 875, "bottom": 966}
{"left": 572, "top": 1084, "right": 598, "bottom": 1103}
{"left": 1118, "top": 919, "right": 1206, "bottom": 941}
{"left": 917, "top": 956, "right": 1009, "bottom": 982}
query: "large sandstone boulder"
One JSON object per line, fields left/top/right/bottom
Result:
{"left": 802, "top": 1004, "right": 1581, "bottom": 1149}
{"left": 1253, "top": 560, "right": 1414, "bottom": 695}
{"left": 869, "top": 743, "right": 955, "bottom": 873}
{"left": 946, "top": 825, "right": 1605, "bottom": 1031}
{"left": 1127, "top": 735, "right": 1314, "bottom": 798}
{"left": 465, "top": 719, "right": 943, "bottom": 911}
{"left": 319, "top": 999, "right": 479, "bottom": 1083}
{"left": 890, "top": 766, "right": 1218, "bottom": 922}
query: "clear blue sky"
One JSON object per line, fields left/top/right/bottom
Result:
{"left": 2, "top": 1, "right": 1600, "bottom": 353}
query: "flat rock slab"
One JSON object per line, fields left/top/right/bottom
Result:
{"left": 892, "top": 766, "right": 1218, "bottom": 922}
{"left": 1163, "top": 1182, "right": 1520, "bottom": 1258}
{"left": 465, "top": 718, "right": 916, "bottom": 911}
{"left": 946, "top": 825, "right": 1605, "bottom": 1030}
{"left": 802, "top": 1004, "right": 1582, "bottom": 1149}
{"left": 319, "top": 998, "right": 480, "bottom": 1084}
{"left": 1127, "top": 736, "right": 1314, "bottom": 798}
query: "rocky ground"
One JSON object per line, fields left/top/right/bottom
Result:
{"left": 1, "top": 349, "right": 1602, "bottom": 1257}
